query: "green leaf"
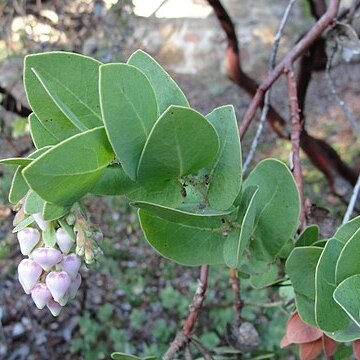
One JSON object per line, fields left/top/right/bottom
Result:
{"left": 126, "top": 180, "right": 183, "bottom": 208}
{"left": 334, "top": 274, "right": 360, "bottom": 328}
{"left": 286, "top": 246, "right": 322, "bottom": 326}
{"left": 24, "top": 52, "right": 102, "bottom": 138}
{"left": 133, "top": 201, "right": 233, "bottom": 224}
{"left": 29, "top": 113, "right": 59, "bottom": 148}
{"left": 0, "top": 158, "right": 32, "bottom": 166}
{"left": 223, "top": 186, "right": 258, "bottom": 268}
{"left": 24, "top": 190, "right": 45, "bottom": 215}
{"left": 9, "top": 147, "right": 51, "bottom": 204}
{"left": 100, "top": 63, "right": 158, "bottom": 180}
{"left": 335, "top": 227, "right": 360, "bottom": 284}
{"left": 12, "top": 215, "right": 34, "bottom": 233}
{"left": 137, "top": 106, "right": 219, "bottom": 182}
{"left": 90, "top": 165, "right": 135, "bottom": 196}
{"left": 204, "top": 105, "right": 242, "bottom": 210}
{"left": 43, "top": 202, "right": 70, "bottom": 221}
{"left": 127, "top": 49, "right": 189, "bottom": 114}
{"left": 250, "top": 263, "right": 279, "bottom": 289}
{"left": 334, "top": 215, "right": 360, "bottom": 244}
{"left": 137, "top": 203, "right": 229, "bottom": 266}
{"left": 325, "top": 322, "right": 360, "bottom": 342}
{"left": 91, "top": 165, "right": 184, "bottom": 207}
{"left": 43, "top": 225, "right": 56, "bottom": 247}
{"left": 315, "top": 238, "right": 349, "bottom": 332}
{"left": 296, "top": 225, "right": 319, "bottom": 247}
{"left": 243, "top": 159, "right": 300, "bottom": 261}
{"left": 58, "top": 219, "right": 76, "bottom": 241}
{"left": 111, "top": 353, "right": 141, "bottom": 360}
{"left": 23, "top": 127, "right": 114, "bottom": 206}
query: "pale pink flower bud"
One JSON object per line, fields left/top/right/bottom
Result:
{"left": 55, "top": 228, "right": 74, "bottom": 254}
{"left": 69, "top": 274, "right": 81, "bottom": 299}
{"left": 47, "top": 299, "right": 62, "bottom": 317}
{"left": 33, "top": 213, "right": 49, "bottom": 231}
{"left": 45, "top": 271, "right": 71, "bottom": 302}
{"left": 17, "top": 227, "right": 40, "bottom": 255}
{"left": 31, "top": 283, "right": 52, "bottom": 309}
{"left": 60, "top": 254, "right": 81, "bottom": 280}
{"left": 18, "top": 259, "right": 42, "bottom": 294}
{"left": 32, "top": 247, "right": 62, "bottom": 271}
{"left": 57, "top": 290, "right": 70, "bottom": 306}
{"left": 84, "top": 248, "right": 95, "bottom": 264}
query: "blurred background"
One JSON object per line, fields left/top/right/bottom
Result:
{"left": 0, "top": 0, "right": 360, "bottom": 359}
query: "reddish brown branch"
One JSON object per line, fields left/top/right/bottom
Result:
{"left": 229, "top": 268, "right": 242, "bottom": 326}
{"left": 240, "top": 0, "right": 340, "bottom": 138}
{"left": 208, "top": 0, "right": 357, "bottom": 190}
{"left": 286, "top": 67, "right": 306, "bottom": 229}
{"left": 163, "top": 265, "right": 209, "bottom": 359}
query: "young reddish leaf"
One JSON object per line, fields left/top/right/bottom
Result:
{"left": 280, "top": 334, "right": 291, "bottom": 348}
{"left": 353, "top": 339, "right": 360, "bottom": 360}
{"left": 322, "top": 335, "right": 337, "bottom": 357}
{"left": 299, "top": 339, "right": 323, "bottom": 360}
{"left": 287, "top": 312, "right": 323, "bottom": 344}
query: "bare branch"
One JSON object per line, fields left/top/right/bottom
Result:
{"left": 240, "top": 0, "right": 340, "bottom": 139}
{"left": 243, "top": 0, "right": 296, "bottom": 173}
{"left": 163, "top": 265, "right": 209, "bottom": 359}
{"left": 343, "top": 173, "right": 360, "bottom": 223}
{"left": 286, "top": 67, "right": 306, "bottom": 229}
{"left": 229, "top": 268, "right": 242, "bottom": 326}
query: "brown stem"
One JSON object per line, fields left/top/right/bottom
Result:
{"left": 286, "top": 67, "right": 306, "bottom": 230}
{"left": 240, "top": 0, "right": 340, "bottom": 138}
{"left": 208, "top": 0, "right": 357, "bottom": 190}
{"left": 163, "top": 265, "right": 209, "bottom": 359}
{"left": 229, "top": 268, "right": 242, "bottom": 326}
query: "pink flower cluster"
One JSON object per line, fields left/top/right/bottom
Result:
{"left": 17, "top": 225, "right": 81, "bottom": 317}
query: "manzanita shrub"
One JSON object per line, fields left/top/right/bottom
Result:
{"left": 1, "top": 49, "right": 360, "bottom": 359}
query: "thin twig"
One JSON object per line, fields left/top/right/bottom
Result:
{"left": 326, "top": 52, "right": 360, "bottom": 134}
{"left": 240, "top": 0, "right": 340, "bottom": 139}
{"left": 343, "top": 173, "right": 360, "bottom": 223}
{"left": 242, "top": 0, "right": 296, "bottom": 173}
{"left": 244, "top": 300, "right": 284, "bottom": 308}
{"left": 163, "top": 265, "right": 209, "bottom": 360}
{"left": 346, "top": 0, "right": 360, "bottom": 23}
{"left": 229, "top": 268, "right": 242, "bottom": 326}
{"left": 191, "top": 337, "right": 214, "bottom": 360}
{"left": 286, "top": 66, "right": 306, "bottom": 230}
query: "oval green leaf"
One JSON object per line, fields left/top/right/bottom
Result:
{"left": 100, "top": 63, "right": 158, "bottom": 180}
{"left": 136, "top": 202, "right": 229, "bottom": 266}
{"left": 335, "top": 227, "right": 360, "bottom": 285}
{"left": 127, "top": 49, "right": 189, "bottom": 114}
{"left": 23, "top": 127, "right": 114, "bottom": 206}
{"left": 296, "top": 225, "right": 319, "bottom": 247}
{"left": 204, "top": 105, "right": 242, "bottom": 211}
{"left": 43, "top": 202, "right": 70, "bottom": 221}
{"left": 286, "top": 246, "right": 322, "bottom": 326}
{"left": 9, "top": 146, "right": 52, "bottom": 204}
{"left": 243, "top": 159, "right": 300, "bottom": 261}
{"left": 137, "top": 106, "right": 219, "bottom": 182}
{"left": 0, "top": 158, "right": 32, "bottom": 166}
{"left": 334, "top": 275, "right": 360, "bottom": 328}
{"left": 24, "top": 52, "right": 103, "bottom": 137}
{"left": 29, "top": 113, "right": 59, "bottom": 148}
{"left": 223, "top": 185, "right": 258, "bottom": 269}
{"left": 315, "top": 238, "right": 349, "bottom": 332}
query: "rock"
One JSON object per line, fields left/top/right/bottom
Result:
{"left": 12, "top": 322, "right": 25, "bottom": 339}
